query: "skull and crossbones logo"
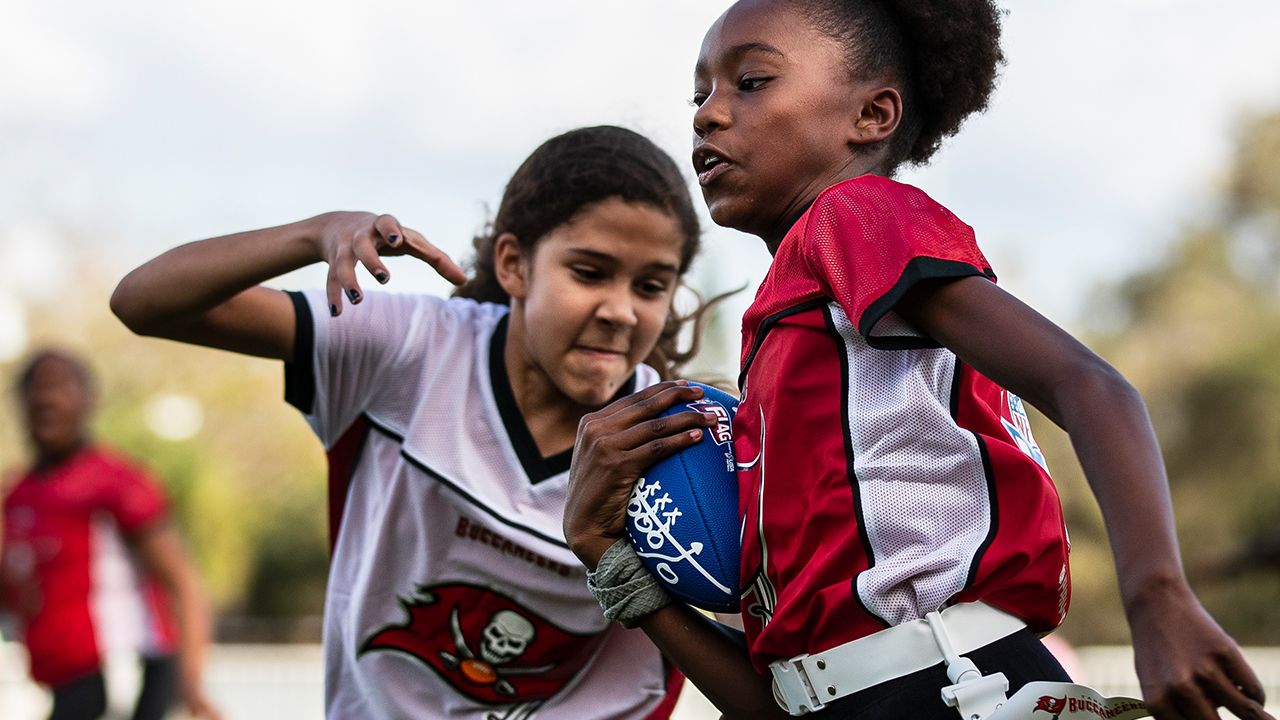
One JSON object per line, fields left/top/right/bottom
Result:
{"left": 439, "top": 607, "right": 553, "bottom": 696}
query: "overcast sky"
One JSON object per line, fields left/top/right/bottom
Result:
{"left": 2, "top": 0, "right": 1279, "bottom": 362}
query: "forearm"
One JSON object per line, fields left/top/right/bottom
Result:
{"left": 1053, "top": 367, "right": 1189, "bottom": 611}
{"left": 173, "top": 573, "right": 213, "bottom": 696}
{"left": 636, "top": 604, "right": 788, "bottom": 720}
{"left": 112, "top": 215, "right": 324, "bottom": 334}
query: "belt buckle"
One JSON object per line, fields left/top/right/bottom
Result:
{"left": 770, "top": 654, "right": 826, "bottom": 715}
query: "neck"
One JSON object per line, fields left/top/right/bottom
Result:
{"left": 759, "top": 154, "right": 886, "bottom": 254}
{"left": 34, "top": 439, "right": 86, "bottom": 471}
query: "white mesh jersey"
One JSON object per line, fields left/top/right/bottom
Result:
{"left": 284, "top": 290, "right": 679, "bottom": 720}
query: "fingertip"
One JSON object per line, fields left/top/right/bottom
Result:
{"left": 329, "top": 303, "right": 339, "bottom": 318}
{"left": 374, "top": 270, "right": 390, "bottom": 284}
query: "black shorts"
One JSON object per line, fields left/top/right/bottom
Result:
{"left": 813, "top": 628, "right": 1071, "bottom": 719}
{"left": 48, "top": 655, "right": 178, "bottom": 720}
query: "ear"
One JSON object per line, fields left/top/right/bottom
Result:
{"left": 849, "top": 85, "right": 903, "bottom": 147}
{"left": 493, "top": 232, "right": 529, "bottom": 300}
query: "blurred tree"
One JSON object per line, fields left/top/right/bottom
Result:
{"left": 1037, "top": 107, "right": 1280, "bottom": 645}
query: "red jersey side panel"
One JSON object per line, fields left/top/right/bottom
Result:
{"left": 735, "top": 176, "right": 1070, "bottom": 671}
{"left": 1, "top": 447, "right": 175, "bottom": 685}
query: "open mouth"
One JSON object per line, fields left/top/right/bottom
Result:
{"left": 694, "top": 146, "right": 733, "bottom": 186}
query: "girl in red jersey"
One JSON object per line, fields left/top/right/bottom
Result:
{"left": 2, "top": 350, "right": 220, "bottom": 720}
{"left": 561, "top": 2, "right": 1272, "bottom": 719}
{"left": 112, "top": 126, "right": 718, "bottom": 719}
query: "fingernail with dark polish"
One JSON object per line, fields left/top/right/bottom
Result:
{"left": 388, "top": 234, "right": 400, "bottom": 245}
{"left": 346, "top": 288, "right": 360, "bottom": 303}
{"left": 374, "top": 271, "right": 389, "bottom": 284}
{"left": 329, "top": 304, "right": 338, "bottom": 317}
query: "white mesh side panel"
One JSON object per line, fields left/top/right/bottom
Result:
{"left": 827, "top": 303, "right": 991, "bottom": 626}
{"left": 869, "top": 309, "right": 926, "bottom": 340}
{"left": 88, "top": 512, "right": 146, "bottom": 658}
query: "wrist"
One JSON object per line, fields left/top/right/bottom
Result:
{"left": 297, "top": 214, "right": 335, "bottom": 263}
{"left": 1120, "top": 569, "right": 1193, "bottom": 619}
{"left": 569, "top": 535, "right": 620, "bottom": 572}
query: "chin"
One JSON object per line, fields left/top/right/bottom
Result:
{"left": 575, "top": 386, "right": 621, "bottom": 409}
{"left": 704, "top": 194, "right": 760, "bottom": 234}
{"left": 563, "top": 377, "right": 624, "bottom": 409}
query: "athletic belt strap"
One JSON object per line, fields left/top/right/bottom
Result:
{"left": 769, "top": 602, "right": 1027, "bottom": 715}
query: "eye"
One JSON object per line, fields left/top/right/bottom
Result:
{"left": 571, "top": 265, "right": 604, "bottom": 282}
{"left": 738, "top": 75, "right": 770, "bottom": 92}
{"left": 636, "top": 278, "right": 670, "bottom": 297}
{"left": 689, "top": 91, "right": 708, "bottom": 108}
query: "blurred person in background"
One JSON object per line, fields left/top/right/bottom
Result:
{"left": 1, "top": 349, "right": 220, "bottom": 720}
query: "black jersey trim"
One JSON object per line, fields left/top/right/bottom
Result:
{"left": 738, "top": 299, "right": 830, "bottom": 389}
{"left": 858, "top": 257, "right": 995, "bottom": 348}
{"left": 947, "top": 355, "right": 1001, "bottom": 588}
{"left": 949, "top": 357, "right": 965, "bottom": 418}
{"left": 821, "top": 303, "right": 891, "bottom": 629}
{"left": 963, "top": 434, "right": 1000, "bottom": 588}
{"left": 284, "top": 290, "right": 316, "bottom": 414}
{"left": 360, "top": 413, "right": 573, "bottom": 550}
{"left": 488, "top": 315, "right": 635, "bottom": 485}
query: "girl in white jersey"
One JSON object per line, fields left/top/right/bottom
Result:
{"left": 111, "top": 126, "right": 714, "bottom": 719}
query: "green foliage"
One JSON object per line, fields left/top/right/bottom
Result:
{"left": 1037, "top": 108, "right": 1280, "bottom": 644}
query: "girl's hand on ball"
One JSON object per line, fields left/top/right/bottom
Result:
{"left": 564, "top": 381, "right": 718, "bottom": 570}
{"left": 313, "top": 211, "right": 466, "bottom": 316}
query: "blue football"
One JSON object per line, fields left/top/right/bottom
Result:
{"left": 625, "top": 382, "right": 740, "bottom": 613}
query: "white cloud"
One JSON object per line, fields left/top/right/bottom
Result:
{"left": 0, "top": 2, "right": 115, "bottom": 117}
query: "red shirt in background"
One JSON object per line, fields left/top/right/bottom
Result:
{"left": 2, "top": 445, "right": 177, "bottom": 686}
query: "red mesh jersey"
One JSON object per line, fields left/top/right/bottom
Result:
{"left": 2, "top": 446, "right": 176, "bottom": 685}
{"left": 734, "top": 175, "right": 1070, "bottom": 671}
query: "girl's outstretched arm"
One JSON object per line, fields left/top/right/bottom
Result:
{"left": 564, "top": 381, "right": 790, "bottom": 720}
{"left": 897, "top": 276, "right": 1272, "bottom": 720}
{"left": 111, "top": 213, "right": 464, "bottom": 359}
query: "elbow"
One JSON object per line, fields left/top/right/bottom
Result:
{"left": 110, "top": 275, "right": 161, "bottom": 336}
{"left": 1055, "top": 356, "right": 1145, "bottom": 420}
{"left": 1075, "top": 358, "right": 1139, "bottom": 402}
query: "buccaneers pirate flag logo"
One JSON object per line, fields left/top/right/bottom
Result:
{"left": 359, "top": 583, "right": 604, "bottom": 705}
{"left": 1034, "top": 695, "right": 1067, "bottom": 719}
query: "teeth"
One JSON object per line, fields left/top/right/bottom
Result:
{"left": 704, "top": 154, "right": 721, "bottom": 169}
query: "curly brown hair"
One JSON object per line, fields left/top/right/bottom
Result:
{"left": 797, "top": 0, "right": 1005, "bottom": 172}
{"left": 452, "top": 126, "right": 722, "bottom": 380}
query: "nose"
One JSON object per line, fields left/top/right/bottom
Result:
{"left": 693, "top": 88, "right": 730, "bottom": 139}
{"left": 595, "top": 283, "right": 638, "bottom": 329}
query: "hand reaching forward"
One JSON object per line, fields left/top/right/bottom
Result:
{"left": 563, "top": 382, "right": 720, "bottom": 570}
{"left": 1129, "top": 583, "right": 1273, "bottom": 720}
{"left": 314, "top": 211, "right": 466, "bottom": 316}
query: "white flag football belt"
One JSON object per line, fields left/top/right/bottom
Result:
{"left": 769, "top": 602, "right": 1149, "bottom": 719}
